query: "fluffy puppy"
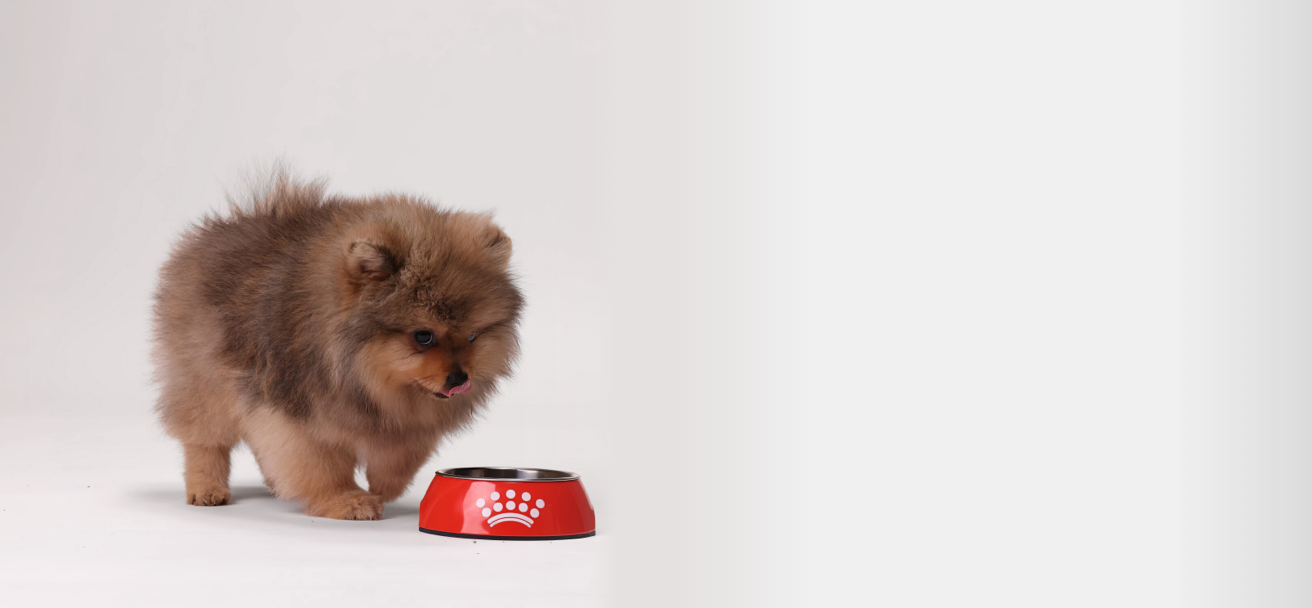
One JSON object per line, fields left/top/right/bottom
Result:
{"left": 152, "top": 174, "right": 522, "bottom": 520}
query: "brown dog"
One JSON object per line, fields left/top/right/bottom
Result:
{"left": 152, "top": 174, "right": 522, "bottom": 520}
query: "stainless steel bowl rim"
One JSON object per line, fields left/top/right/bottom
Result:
{"left": 435, "top": 467, "right": 580, "bottom": 482}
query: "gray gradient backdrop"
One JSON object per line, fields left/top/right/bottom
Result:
{"left": 0, "top": 1, "right": 1305, "bottom": 606}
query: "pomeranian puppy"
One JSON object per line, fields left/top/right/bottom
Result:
{"left": 152, "top": 173, "right": 522, "bottom": 520}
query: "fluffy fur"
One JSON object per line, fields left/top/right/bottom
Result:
{"left": 152, "top": 174, "right": 523, "bottom": 520}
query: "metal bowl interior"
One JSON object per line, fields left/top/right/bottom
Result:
{"left": 436, "top": 467, "right": 579, "bottom": 482}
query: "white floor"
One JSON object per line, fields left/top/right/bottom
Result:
{"left": 0, "top": 413, "right": 608, "bottom": 607}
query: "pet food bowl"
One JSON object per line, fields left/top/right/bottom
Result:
{"left": 418, "top": 467, "right": 596, "bottom": 540}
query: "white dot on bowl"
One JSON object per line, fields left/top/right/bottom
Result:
{"left": 506, "top": 489, "right": 515, "bottom": 498}
{"left": 493, "top": 502, "right": 502, "bottom": 512}
{"left": 481, "top": 508, "right": 491, "bottom": 517}
{"left": 476, "top": 499, "right": 485, "bottom": 508}
{"left": 490, "top": 492, "right": 499, "bottom": 501}
{"left": 530, "top": 508, "right": 539, "bottom": 517}
{"left": 518, "top": 502, "right": 528, "bottom": 512}
{"left": 521, "top": 492, "right": 531, "bottom": 502}
{"left": 536, "top": 499, "right": 544, "bottom": 508}
{"left": 506, "top": 501, "right": 516, "bottom": 510}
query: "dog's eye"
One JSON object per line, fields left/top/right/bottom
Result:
{"left": 467, "top": 333, "right": 477, "bottom": 343}
{"left": 413, "top": 330, "right": 435, "bottom": 347}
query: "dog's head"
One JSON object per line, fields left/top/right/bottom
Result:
{"left": 339, "top": 200, "right": 523, "bottom": 406}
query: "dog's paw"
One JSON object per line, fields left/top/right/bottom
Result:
{"left": 187, "top": 486, "right": 232, "bottom": 507}
{"left": 307, "top": 491, "right": 384, "bottom": 521}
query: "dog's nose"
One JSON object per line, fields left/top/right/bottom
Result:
{"left": 446, "top": 371, "right": 468, "bottom": 388}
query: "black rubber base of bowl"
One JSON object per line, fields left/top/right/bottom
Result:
{"left": 419, "top": 527, "right": 596, "bottom": 541}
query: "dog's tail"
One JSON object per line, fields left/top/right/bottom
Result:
{"left": 223, "top": 159, "right": 328, "bottom": 220}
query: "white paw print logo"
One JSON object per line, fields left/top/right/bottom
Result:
{"left": 475, "top": 488, "right": 545, "bottom": 528}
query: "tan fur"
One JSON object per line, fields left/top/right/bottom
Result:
{"left": 152, "top": 173, "right": 522, "bottom": 520}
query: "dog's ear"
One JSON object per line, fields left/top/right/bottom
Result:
{"left": 483, "top": 224, "right": 512, "bottom": 268}
{"left": 346, "top": 240, "right": 397, "bottom": 282}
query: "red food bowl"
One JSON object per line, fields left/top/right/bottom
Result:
{"left": 419, "top": 467, "right": 596, "bottom": 541}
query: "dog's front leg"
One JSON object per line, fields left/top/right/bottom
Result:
{"left": 242, "top": 408, "right": 383, "bottom": 520}
{"left": 363, "top": 439, "right": 437, "bottom": 503}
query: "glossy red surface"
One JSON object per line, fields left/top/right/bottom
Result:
{"left": 418, "top": 473, "right": 596, "bottom": 540}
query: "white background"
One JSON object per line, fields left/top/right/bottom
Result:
{"left": 0, "top": 1, "right": 1305, "bottom": 607}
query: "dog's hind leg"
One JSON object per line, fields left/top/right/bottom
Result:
{"left": 156, "top": 367, "right": 241, "bottom": 507}
{"left": 183, "top": 443, "right": 234, "bottom": 506}
{"left": 163, "top": 389, "right": 239, "bottom": 506}
{"left": 154, "top": 304, "right": 243, "bottom": 506}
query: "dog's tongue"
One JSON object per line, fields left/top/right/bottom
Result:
{"left": 447, "top": 379, "right": 473, "bottom": 396}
